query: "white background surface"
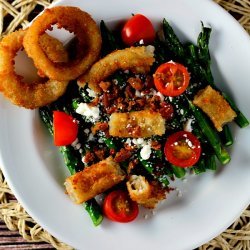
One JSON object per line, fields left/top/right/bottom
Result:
{"left": 0, "top": 0, "right": 250, "bottom": 249}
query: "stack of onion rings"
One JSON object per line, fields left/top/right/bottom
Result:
{"left": 0, "top": 6, "right": 102, "bottom": 109}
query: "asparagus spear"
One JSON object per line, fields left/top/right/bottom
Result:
{"left": 100, "top": 20, "right": 121, "bottom": 57}
{"left": 171, "top": 165, "right": 186, "bottom": 179}
{"left": 187, "top": 99, "right": 230, "bottom": 165}
{"left": 196, "top": 24, "right": 249, "bottom": 128}
{"left": 162, "top": 19, "right": 249, "bottom": 131}
{"left": 39, "top": 107, "right": 103, "bottom": 226}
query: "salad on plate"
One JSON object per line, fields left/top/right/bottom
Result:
{"left": 0, "top": 6, "right": 248, "bottom": 227}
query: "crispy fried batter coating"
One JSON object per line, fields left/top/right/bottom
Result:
{"left": 64, "top": 156, "right": 125, "bottom": 204}
{"left": 126, "top": 175, "right": 166, "bottom": 209}
{"left": 109, "top": 110, "right": 165, "bottom": 138}
{"left": 193, "top": 85, "right": 236, "bottom": 131}
{"left": 23, "top": 6, "right": 102, "bottom": 81}
{"left": 0, "top": 30, "right": 68, "bottom": 109}
{"left": 77, "top": 45, "right": 155, "bottom": 93}
{"left": 39, "top": 33, "right": 68, "bottom": 63}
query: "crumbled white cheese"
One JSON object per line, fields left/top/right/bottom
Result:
{"left": 135, "top": 90, "right": 142, "bottom": 97}
{"left": 82, "top": 156, "right": 86, "bottom": 163}
{"left": 84, "top": 128, "right": 90, "bottom": 134}
{"left": 177, "top": 190, "right": 183, "bottom": 197}
{"left": 186, "top": 139, "right": 193, "bottom": 148}
{"left": 112, "top": 79, "right": 118, "bottom": 85}
{"left": 71, "top": 138, "right": 79, "bottom": 147}
{"left": 88, "top": 133, "right": 94, "bottom": 141}
{"left": 139, "top": 39, "right": 144, "bottom": 45}
{"left": 155, "top": 91, "right": 165, "bottom": 101}
{"left": 98, "top": 138, "right": 104, "bottom": 144}
{"left": 125, "top": 138, "right": 132, "bottom": 146}
{"left": 86, "top": 88, "right": 97, "bottom": 98}
{"left": 76, "top": 103, "right": 100, "bottom": 122}
{"left": 140, "top": 144, "right": 152, "bottom": 160}
{"left": 71, "top": 138, "right": 82, "bottom": 151}
{"left": 183, "top": 118, "right": 193, "bottom": 132}
{"left": 132, "top": 138, "right": 147, "bottom": 147}
{"left": 145, "top": 45, "right": 155, "bottom": 55}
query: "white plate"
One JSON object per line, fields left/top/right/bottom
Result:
{"left": 0, "top": 0, "right": 250, "bottom": 249}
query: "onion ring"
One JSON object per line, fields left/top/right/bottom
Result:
{"left": 39, "top": 33, "right": 68, "bottom": 63}
{"left": 77, "top": 45, "right": 155, "bottom": 93}
{"left": 23, "top": 6, "right": 102, "bottom": 81}
{"left": 0, "top": 29, "right": 68, "bottom": 109}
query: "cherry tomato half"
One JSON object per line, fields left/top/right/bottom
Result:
{"left": 103, "top": 190, "right": 139, "bottom": 223}
{"left": 153, "top": 61, "right": 190, "bottom": 96}
{"left": 164, "top": 131, "right": 201, "bottom": 168}
{"left": 53, "top": 111, "right": 78, "bottom": 146}
{"left": 121, "top": 14, "right": 155, "bottom": 46}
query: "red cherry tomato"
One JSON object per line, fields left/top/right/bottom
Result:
{"left": 53, "top": 111, "right": 78, "bottom": 146}
{"left": 121, "top": 14, "right": 155, "bottom": 46}
{"left": 153, "top": 62, "right": 190, "bottom": 96}
{"left": 164, "top": 131, "right": 201, "bottom": 168}
{"left": 103, "top": 190, "right": 139, "bottom": 223}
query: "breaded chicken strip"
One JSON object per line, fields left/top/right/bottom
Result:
{"left": 64, "top": 156, "right": 125, "bottom": 204}
{"left": 77, "top": 45, "right": 155, "bottom": 93}
{"left": 193, "top": 85, "right": 236, "bottom": 131}
{"left": 126, "top": 175, "right": 166, "bottom": 209}
{"left": 109, "top": 110, "right": 165, "bottom": 138}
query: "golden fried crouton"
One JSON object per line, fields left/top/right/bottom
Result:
{"left": 64, "top": 157, "right": 125, "bottom": 204}
{"left": 193, "top": 85, "right": 236, "bottom": 131}
{"left": 109, "top": 110, "right": 165, "bottom": 138}
{"left": 126, "top": 175, "right": 166, "bottom": 209}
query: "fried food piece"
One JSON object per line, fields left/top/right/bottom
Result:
{"left": 23, "top": 6, "right": 102, "bottom": 81}
{"left": 39, "top": 33, "right": 68, "bottom": 63}
{"left": 64, "top": 156, "right": 125, "bottom": 204}
{"left": 126, "top": 175, "right": 166, "bottom": 209}
{"left": 0, "top": 29, "right": 68, "bottom": 109}
{"left": 109, "top": 110, "right": 165, "bottom": 138}
{"left": 78, "top": 45, "right": 155, "bottom": 93}
{"left": 193, "top": 85, "right": 237, "bottom": 131}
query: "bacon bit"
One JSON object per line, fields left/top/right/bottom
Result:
{"left": 124, "top": 143, "right": 135, "bottom": 151}
{"left": 149, "top": 96, "right": 160, "bottom": 111}
{"left": 128, "top": 100, "right": 136, "bottom": 111}
{"left": 151, "top": 140, "right": 162, "bottom": 150}
{"left": 114, "top": 148, "right": 132, "bottom": 163}
{"left": 111, "top": 85, "right": 120, "bottom": 99}
{"left": 99, "top": 81, "right": 111, "bottom": 92}
{"left": 91, "top": 122, "right": 109, "bottom": 134}
{"left": 125, "top": 85, "right": 134, "bottom": 98}
{"left": 145, "top": 75, "right": 154, "bottom": 89}
{"left": 127, "top": 159, "right": 139, "bottom": 174}
{"left": 110, "top": 148, "right": 116, "bottom": 155}
{"left": 106, "top": 106, "right": 118, "bottom": 114}
{"left": 127, "top": 77, "right": 144, "bottom": 90}
{"left": 84, "top": 151, "right": 95, "bottom": 163}
{"left": 117, "top": 102, "right": 127, "bottom": 111}
{"left": 94, "top": 148, "right": 106, "bottom": 160}
{"left": 159, "top": 102, "right": 174, "bottom": 120}
{"left": 141, "top": 89, "right": 151, "bottom": 95}
{"left": 136, "top": 98, "right": 146, "bottom": 108}
{"left": 102, "top": 93, "right": 110, "bottom": 108}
